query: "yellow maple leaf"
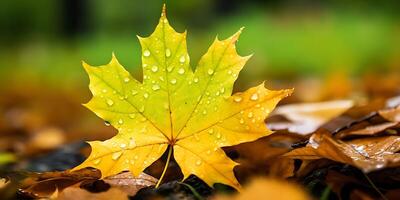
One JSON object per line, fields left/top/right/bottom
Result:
{"left": 73, "top": 5, "right": 292, "bottom": 189}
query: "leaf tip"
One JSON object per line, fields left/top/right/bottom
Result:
{"left": 230, "top": 27, "right": 245, "bottom": 42}
{"left": 109, "top": 52, "right": 120, "bottom": 65}
{"left": 161, "top": 4, "right": 167, "bottom": 18}
{"left": 81, "top": 60, "right": 92, "bottom": 71}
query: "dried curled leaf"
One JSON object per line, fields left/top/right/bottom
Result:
{"left": 72, "top": 5, "right": 292, "bottom": 189}
{"left": 284, "top": 130, "right": 400, "bottom": 172}
{"left": 269, "top": 100, "right": 353, "bottom": 134}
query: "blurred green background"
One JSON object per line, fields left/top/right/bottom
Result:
{"left": 1, "top": 0, "right": 399, "bottom": 89}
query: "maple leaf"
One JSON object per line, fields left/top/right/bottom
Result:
{"left": 73, "top": 5, "right": 292, "bottom": 189}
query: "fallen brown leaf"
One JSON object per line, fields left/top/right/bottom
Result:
{"left": 284, "top": 130, "right": 400, "bottom": 172}
{"left": 18, "top": 168, "right": 156, "bottom": 199}
{"left": 269, "top": 100, "right": 353, "bottom": 134}
{"left": 379, "top": 106, "right": 400, "bottom": 122}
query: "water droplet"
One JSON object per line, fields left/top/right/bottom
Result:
{"left": 129, "top": 137, "right": 136, "bottom": 148}
{"left": 234, "top": 96, "right": 242, "bottom": 102}
{"left": 215, "top": 91, "right": 220, "bottom": 96}
{"left": 216, "top": 132, "right": 221, "bottom": 139}
{"left": 194, "top": 77, "right": 199, "bottom": 83}
{"left": 151, "top": 66, "right": 158, "bottom": 72}
{"left": 104, "top": 121, "right": 111, "bottom": 126}
{"left": 208, "top": 129, "right": 214, "bottom": 134}
{"left": 106, "top": 99, "right": 114, "bottom": 106}
{"left": 247, "top": 112, "right": 253, "bottom": 118}
{"left": 134, "top": 155, "right": 139, "bottom": 160}
{"left": 112, "top": 152, "right": 122, "bottom": 160}
{"left": 143, "top": 50, "right": 150, "bottom": 57}
{"left": 206, "top": 150, "right": 211, "bottom": 155}
{"left": 152, "top": 84, "right": 160, "bottom": 91}
{"left": 196, "top": 160, "right": 202, "bottom": 166}
{"left": 93, "top": 159, "right": 101, "bottom": 165}
{"left": 194, "top": 134, "right": 200, "bottom": 141}
{"left": 239, "top": 118, "right": 244, "bottom": 124}
{"left": 233, "top": 73, "right": 237, "bottom": 77}
{"left": 165, "top": 49, "right": 171, "bottom": 57}
{"left": 202, "top": 110, "right": 207, "bottom": 115}
{"left": 102, "top": 89, "right": 107, "bottom": 93}
{"left": 170, "top": 79, "right": 177, "bottom": 84}
{"left": 118, "top": 119, "right": 124, "bottom": 124}
{"left": 167, "top": 66, "right": 173, "bottom": 72}
{"left": 124, "top": 77, "right": 130, "bottom": 83}
{"left": 207, "top": 69, "right": 214, "bottom": 75}
{"left": 179, "top": 55, "right": 186, "bottom": 63}
{"left": 131, "top": 90, "right": 138, "bottom": 95}
{"left": 220, "top": 87, "right": 225, "bottom": 93}
{"left": 143, "top": 93, "right": 149, "bottom": 99}
{"left": 250, "top": 93, "right": 259, "bottom": 101}
{"left": 143, "top": 64, "right": 148, "bottom": 68}
{"left": 120, "top": 143, "right": 127, "bottom": 149}
{"left": 227, "top": 70, "right": 232, "bottom": 74}
{"left": 178, "top": 68, "right": 185, "bottom": 74}
{"left": 129, "top": 113, "right": 136, "bottom": 119}
{"left": 163, "top": 19, "right": 168, "bottom": 23}
{"left": 137, "top": 106, "right": 145, "bottom": 113}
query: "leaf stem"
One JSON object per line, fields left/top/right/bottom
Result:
{"left": 156, "top": 146, "right": 172, "bottom": 188}
{"left": 363, "top": 172, "right": 388, "bottom": 200}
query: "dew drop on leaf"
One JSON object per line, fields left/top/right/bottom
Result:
{"left": 104, "top": 121, "right": 111, "bottom": 126}
{"left": 144, "top": 93, "right": 149, "bottom": 99}
{"left": 196, "top": 160, "right": 202, "bottom": 166}
{"left": 152, "top": 84, "right": 160, "bottom": 91}
{"left": 167, "top": 66, "right": 173, "bottom": 72}
{"left": 106, "top": 99, "right": 114, "bottom": 106}
{"left": 124, "top": 77, "right": 130, "bottom": 83}
{"left": 179, "top": 55, "right": 185, "bottom": 63}
{"left": 131, "top": 90, "right": 138, "bottom": 95}
{"left": 143, "top": 50, "right": 151, "bottom": 57}
{"left": 250, "top": 93, "right": 259, "bottom": 101}
{"left": 112, "top": 152, "right": 122, "bottom": 160}
{"left": 120, "top": 143, "right": 127, "bottom": 149}
{"left": 129, "top": 138, "right": 136, "bottom": 148}
{"left": 247, "top": 112, "right": 253, "bottom": 118}
{"left": 170, "top": 79, "right": 177, "bottom": 84}
{"left": 207, "top": 69, "right": 214, "bottom": 75}
{"left": 233, "top": 96, "right": 242, "bottom": 103}
{"left": 178, "top": 68, "right": 185, "bottom": 74}
{"left": 194, "top": 77, "right": 199, "bottom": 83}
{"left": 165, "top": 49, "right": 171, "bottom": 57}
{"left": 151, "top": 66, "right": 158, "bottom": 72}
{"left": 118, "top": 119, "right": 124, "bottom": 124}
{"left": 93, "top": 159, "right": 101, "bottom": 165}
{"left": 194, "top": 134, "right": 200, "bottom": 141}
{"left": 129, "top": 113, "right": 136, "bottom": 119}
